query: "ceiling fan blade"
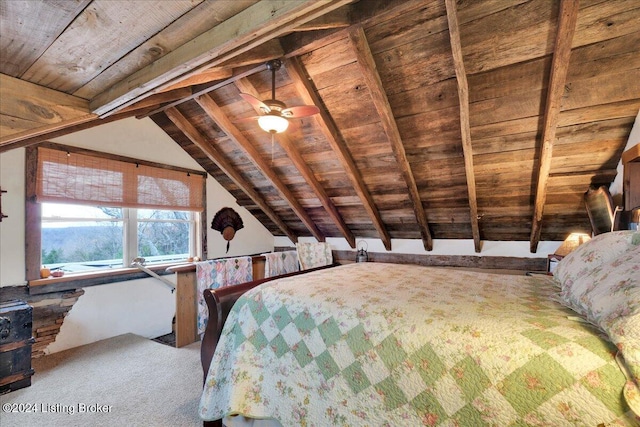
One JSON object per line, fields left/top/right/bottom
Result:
{"left": 281, "top": 105, "right": 320, "bottom": 118}
{"left": 239, "top": 92, "right": 270, "bottom": 113}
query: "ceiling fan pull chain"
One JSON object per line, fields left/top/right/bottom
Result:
{"left": 271, "top": 132, "right": 275, "bottom": 165}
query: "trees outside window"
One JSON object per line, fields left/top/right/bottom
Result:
{"left": 41, "top": 203, "right": 196, "bottom": 272}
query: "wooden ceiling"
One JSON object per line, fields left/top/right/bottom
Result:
{"left": 1, "top": 0, "right": 639, "bottom": 252}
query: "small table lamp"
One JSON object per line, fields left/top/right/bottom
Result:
{"left": 630, "top": 208, "right": 640, "bottom": 231}
{"left": 547, "top": 233, "right": 591, "bottom": 274}
{"left": 554, "top": 233, "right": 592, "bottom": 257}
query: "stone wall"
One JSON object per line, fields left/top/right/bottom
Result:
{"left": 1, "top": 286, "right": 84, "bottom": 358}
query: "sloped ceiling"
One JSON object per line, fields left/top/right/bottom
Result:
{"left": 1, "top": 0, "right": 639, "bottom": 252}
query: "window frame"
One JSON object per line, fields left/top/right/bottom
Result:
{"left": 25, "top": 143, "right": 207, "bottom": 288}
{"left": 132, "top": 208, "right": 198, "bottom": 266}
{"left": 40, "top": 204, "right": 198, "bottom": 271}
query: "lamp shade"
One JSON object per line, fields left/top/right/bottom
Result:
{"left": 258, "top": 114, "right": 289, "bottom": 133}
{"left": 554, "top": 232, "right": 591, "bottom": 257}
{"left": 630, "top": 208, "right": 640, "bottom": 230}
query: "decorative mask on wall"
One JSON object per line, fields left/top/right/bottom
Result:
{"left": 211, "top": 207, "right": 244, "bottom": 253}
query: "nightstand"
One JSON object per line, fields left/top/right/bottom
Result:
{"left": 547, "top": 254, "right": 564, "bottom": 275}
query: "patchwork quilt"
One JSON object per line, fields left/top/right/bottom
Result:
{"left": 196, "top": 257, "right": 253, "bottom": 336}
{"left": 263, "top": 250, "right": 299, "bottom": 278}
{"left": 200, "top": 263, "right": 638, "bottom": 426}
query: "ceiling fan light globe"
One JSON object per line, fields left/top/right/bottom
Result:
{"left": 258, "top": 114, "right": 289, "bottom": 133}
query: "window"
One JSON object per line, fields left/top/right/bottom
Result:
{"left": 41, "top": 203, "right": 124, "bottom": 272}
{"left": 26, "top": 144, "right": 207, "bottom": 280}
{"left": 41, "top": 204, "right": 197, "bottom": 273}
{"left": 136, "top": 208, "right": 195, "bottom": 264}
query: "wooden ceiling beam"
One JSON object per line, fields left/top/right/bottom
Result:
{"left": 90, "top": 0, "right": 354, "bottom": 117}
{"left": 234, "top": 77, "right": 356, "bottom": 248}
{"left": 216, "top": 39, "right": 285, "bottom": 70}
{"left": 347, "top": 27, "right": 433, "bottom": 251}
{"left": 282, "top": 28, "right": 350, "bottom": 60}
{"left": 141, "top": 64, "right": 267, "bottom": 119}
{"left": 121, "top": 88, "right": 193, "bottom": 113}
{"left": 159, "top": 69, "right": 233, "bottom": 93}
{"left": 163, "top": 106, "right": 298, "bottom": 243}
{"left": 195, "top": 93, "right": 326, "bottom": 243}
{"left": 348, "top": 0, "right": 425, "bottom": 25}
{"left": 0, "top": 86, "right": 193, "bottom": 153}
{"left": 293, "top": 7, "right": 351, "bottom": 31}
{"left": 280, "top": 0, "right": 420, "bottom": 58}
{"left": 445, "top": 0, "right": 482, "bottom": 253}
{"left": 0, "top": 74, "right": 95, "bottom": 151}
{"left": 158, "top": 39, "right": 285, "bottom": 94}
{"left": 284, "top": 56, "right": 393, "bottom": 250}
{"left": 530, "top": 0, "right": 580, "bottom": 252}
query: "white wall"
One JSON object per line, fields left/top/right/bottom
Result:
{"left": 46, "top": 277, "right": 176, "bottom": 353}
{"left": 611, "top": 109, "right": 640, "bottom": 197}
{"left": 0, "top": 148, "right": 26, "bottom": 287}
{"left": 275, "top": 236, "right": 562, "bottom": 257}
{"left": 0, "top": 117, "right": 274, "bottom": 354}
{"left": 206, "top": 178, "right": 274, "bottom": 259}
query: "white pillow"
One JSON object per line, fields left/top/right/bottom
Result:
{"left": 554, "top": 231, "right": 637, "bottom": 294}
{"left": 557, "top": 235, "right": 640, "bottom": 416}
{"left": 586, "top": 247, "right": 640, "bottom": 396}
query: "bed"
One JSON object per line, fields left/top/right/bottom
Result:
{"left": 199, "top": 232, "right": 640, "bottom": 426}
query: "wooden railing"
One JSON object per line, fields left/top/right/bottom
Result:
{"left": 165, "top": 255, "right": 266, "bottom": 347}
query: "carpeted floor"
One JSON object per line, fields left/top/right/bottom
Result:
{"left": 0, "top": 334, "right": 203, "bottom": 426}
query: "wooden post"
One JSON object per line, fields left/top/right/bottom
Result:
{"left": 174, "top": 270, "right": 197, "bottom": 348}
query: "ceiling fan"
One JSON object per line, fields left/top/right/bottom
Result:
{"left": 239, "top": 59, "right": 319, "bottom": 134}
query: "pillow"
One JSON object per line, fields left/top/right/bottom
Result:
{"left": 554, "top": 231, "right": 638, "bottom": 294}
{"left": 582, "top": 244, "right": 640, "bottom": 326}
{"left": 566, "top": 245, "right": 640, "bottom": 390}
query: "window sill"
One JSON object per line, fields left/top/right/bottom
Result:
{"left": 28, "top": 262, "right": 191, "bottom": 295}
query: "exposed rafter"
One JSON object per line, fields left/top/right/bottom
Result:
{"left": 293, "top": 7, "right": 352, "bottom": 31}
{"left": 141, "top": 64, "right": 267, "bottom": 119}
{"left": 158, "top": 39, "right": 286, "bottom": 94}
{"left": 163, "top": 107, "right": 298, "bottom": 243}
{"left": 216, "top": 39, "right": 286, "bottom": 70}
{"left": 283, "top": 56, "right": 393, "bottom": 250}
{"left": 91, "top": 0, "right": 355, "bottom": 117}
{"left": 530, "top": 0, "right": 580, "bottom": 252}
{"left": 234, "top": 77, "right": 356, "bottom": 248}
{"left": 159, "top": 69, "right": 233, "bottom": 93}
{"left": 445, "top": 0, "right": 481, "bottom": 253}
{"left": 0, "top": 74, "right": 95, "bottom": 150}
{"left": 121, "top": 88, "right": 192, "bottom": 113}
{"left": 347, "top": 27, "right": 433, "bottom": 251}
{"left": 0, "top": 86, "right": 193, "bottom": 154}
{"left": 280, "top": 0, "right": 422, "bottom": 59}
{"left": 195, "top": 93, "right": 326, "bottom": 243}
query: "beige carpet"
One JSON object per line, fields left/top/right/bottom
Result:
{"left": 0, "top": 334, "right": 203, "bottom": 426}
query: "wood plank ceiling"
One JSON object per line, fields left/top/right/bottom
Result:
{"left": 1, "top": 0, "right": 639, "bottom": 252}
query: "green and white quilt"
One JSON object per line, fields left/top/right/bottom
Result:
{"left": 199, "top": 263, "right": 639, "bottom": 426}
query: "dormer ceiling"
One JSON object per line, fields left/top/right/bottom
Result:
{"left": 1, "top": 0, "right": 639, "bottom": 251}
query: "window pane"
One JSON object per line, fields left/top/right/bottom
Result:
{"left": 41, "top": 203, "right": 124, "bottom": 272}
{"left": 42, "top": 203, "right": 122, "bottom": 220}
{"left": 137, "top": 210, "right": 191, "bottom": 263}
{"left": 137, "top": 209, "right": 189, "bottom": 221}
